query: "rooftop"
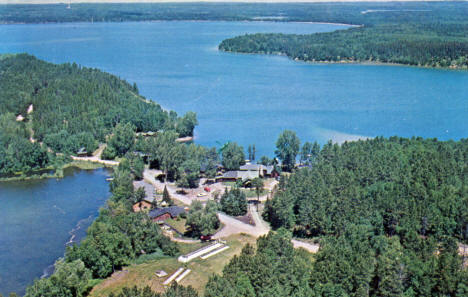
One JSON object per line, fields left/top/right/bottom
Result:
{"left": 148, "top": 206, "right": 185, "bottom": 219}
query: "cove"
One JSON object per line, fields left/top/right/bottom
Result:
{"left": 0, "top": 21, "right": 466, "bottom": 157}
{"left": 0, "top": 168, "right": 111, "bottom": 295}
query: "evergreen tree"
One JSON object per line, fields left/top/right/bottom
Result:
{"left": 162, "top": 186, "right": 173, "bottom": 206}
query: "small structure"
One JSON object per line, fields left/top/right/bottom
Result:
{"left": 132, "top": 200, "right": 153, "bottom": 212}
{"left": 216, "top": 170, "right": 259, "bottom": 184}
{"left": 76, "top": 147, "right": 87, "bottom": 157}
{"left": 239, "top": 163, "right": 279, "bottom": 178}
{"left": 149, "top": 206, "right": 185, "bottom": 222}
{"left": 217, "top": 170, "right": 239, "bottom": 182}
{"left": 178, "top": 242, "right": 223, "bottom": 263}
{"left": 133, "top": 180, "right": 158, "bottom": 212}
{"left": 155, "top": 270, "right": 168, "bottom": 278}
{"left": 217, "top": 163, "right": 278, "bottom": 183}
{"left": 200, "top": 246, "right": 229, "bottom": 260}
{"left": 163, "top": 267, "right": 184, "bottom": 285}
{"left": 175, "top": 269, "right": 191, "bottom": 283}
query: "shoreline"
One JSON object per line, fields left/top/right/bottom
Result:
{"left": 219, "top": 48, "right": 468, "bottom": 71}
{"left": 0, "top": 160, "right": 109, "bottom": 182}
{"left": 0, "top": 19, "right": 361, "bottom": 26}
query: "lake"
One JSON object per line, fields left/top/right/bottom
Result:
{"left": 1, "top": 21, "right": 466, "bottom": 157}
{"left": 0, "top": 20, "right": 467, "bottom": 294}
{"left": 0, "top": 168, "right": 110, "bottom": 295}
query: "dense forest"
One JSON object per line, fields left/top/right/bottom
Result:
{"left": 0, "top": 54, "right": 196, "bottom": 176}
{"left": 259, "top": 136, "right": 468, "bottom": 296}
{"left": 1, "top": 2, "right": 468, "bottom": 25}
{"left": 219, "top": 23, "right": 468, "bottom": 68}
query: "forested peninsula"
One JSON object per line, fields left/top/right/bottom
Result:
{"left": 219, "top": 23, "right": 468, "bottom": 69}
{"left": 0, "top": 54, "right": 196, "bottom": 178}
{"left": 212, "top": 3, "right": 468, "bottom": 69}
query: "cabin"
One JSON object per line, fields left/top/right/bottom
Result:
{"left": 239, "top": 163, "right": 279, "bottom": 178}
{"left": 133, "top": 200, "right": 153, "bottom": 212}
{"left": 216, "top": 171, "right": 239, "bottom": 182}
{"left": 76, "top": 147, "right": 87, "bottom": 157}
{"left": 132, "top": 180, "right": 159, "bottom": 212}
{"left": 149, "top": 206, "right": 186, "bottom": 222}
{"left": 216, "top": 170, "right": 259, "bottom": 184}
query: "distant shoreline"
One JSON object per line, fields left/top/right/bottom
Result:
{"left": 0, "top": 19, "right": 360, "bottom": 26}
{"left": 0, "top": 0, "right": 448, "bottom": 4}
{"left": 219, "top": 49, "right": 468, "bottom": 71}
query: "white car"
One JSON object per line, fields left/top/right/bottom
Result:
{"left": 197, "top": 192, "right": 207, "bottom": 197}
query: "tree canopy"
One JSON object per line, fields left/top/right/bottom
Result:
{"left": 221, "top": 142, "right": 245, "bottom": 171}
{"left": 220, "top": 188, "right": 248, "bottom": 217}
{"left": 185, "top": 200, "right": 220, "bottom": 237}
{"left": 219, "top": 23, "right": 468, "bottom": 69}
{"left": 263, "top": 136, "right": 468, "bottom": 296}
{"left": 275, "top": 130, "right": 300, "bottom": 172}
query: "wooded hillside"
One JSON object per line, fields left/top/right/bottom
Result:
{"left": 261, "top": 136, "right": 468, "bottom": 296}
{"left": 0, "top": 54, "right": 195, "bottom": 176}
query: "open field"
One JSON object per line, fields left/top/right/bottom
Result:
{"left": 89, "top": 233, "right": 256, "bottom": 296}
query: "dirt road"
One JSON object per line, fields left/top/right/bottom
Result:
{"left": 214, "top": 204, "right": 320, "bottom": 253}
{"left": 70, "top": 144, "right": 119, "bottom": 166}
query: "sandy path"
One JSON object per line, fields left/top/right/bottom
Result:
{"left": 214, "top": 209, "right": 269, "bottom": 239}
{"left": 214, "top": 204, "right": 320, "bottom": 253}
{"left": 291, "top": 239, "right": 320, "bottom": 253}
{"left": 70, "top": 144, "right": 120, "bottom": 166}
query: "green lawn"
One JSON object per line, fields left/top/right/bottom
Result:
{"left": 89, "top": 234, "right": 256, "bottom": 296}
{"left": 165, "top": 218, "right": 187, "bottom": 234}
{"left": 242, "top": 189, "right": 264, "bottom": 198}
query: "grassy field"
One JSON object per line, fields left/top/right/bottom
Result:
{"left": 165, "top": 218, "right": 187, "bottom": 234}
{"left": 89, "top": 233, "right": 256, "bottom": 296}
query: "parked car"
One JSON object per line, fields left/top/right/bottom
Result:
{"left": 204, "top": 187, "right": 211, "bottom": 192}
{"left": 200, "top": 235, "right": 212, "bottom": 241}
{"left": 197, "top": 192, "right": 207, "bottom": 197}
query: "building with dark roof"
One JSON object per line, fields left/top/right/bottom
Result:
{"left": 148, "top": 206, "right": 186, "bottom": 222}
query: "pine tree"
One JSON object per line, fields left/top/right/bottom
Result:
{"left": 162, "top": 186, "right": 172, "bottom": 206}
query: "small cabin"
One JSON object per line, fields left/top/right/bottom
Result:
{"left": 148, "top": 206, "right": 185, "bottom": 222}
{"left": 133, "top": 200, "right": 153, "bottom": 212}
{"left": 76, "top": 147, "right": 87, "bottom": 157}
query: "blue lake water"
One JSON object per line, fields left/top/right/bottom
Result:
{"left": 0, "top": 168, "right": 110, "bottom": 295}
{"left": 1, "top": 21, "right": 466, "bottom": 157}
